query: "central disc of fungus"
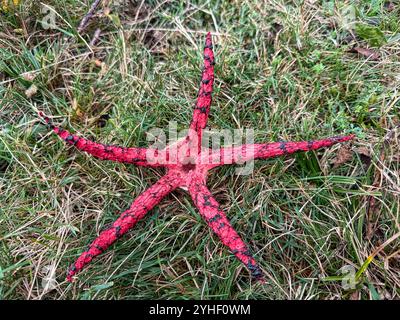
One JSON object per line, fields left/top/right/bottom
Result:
{"left": 182, "top": 163, "right": 196, "bottom": 172}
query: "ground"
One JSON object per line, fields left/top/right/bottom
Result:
{"left": 0, "top": 0, "right": 399, "bottom": 300}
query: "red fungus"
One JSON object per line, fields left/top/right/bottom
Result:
{"left": 39, "top": 32, "right": 354, "bottom": 283}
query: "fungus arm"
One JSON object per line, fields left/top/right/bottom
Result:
{"left": 67, "top": 172, "right": 182, "bottom": 281}
{"left": 189, "top": 32, "right": 215, "bottom": 152}
{"left": 188, "top": 179, "right": 264, "bottom": 282}
{"left": 39, "top": 112, "right": 159, "bottom": 167}
{"left": 207, "top": 135, "right": 355, "bottom": 167}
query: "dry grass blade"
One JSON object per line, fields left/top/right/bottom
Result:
{"left": 78, "top": 0, "right": 103, "bottom": 34}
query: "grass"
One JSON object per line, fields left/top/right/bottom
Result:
{"left": 0, "top": 0, "right": 399, "bottom": 300}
